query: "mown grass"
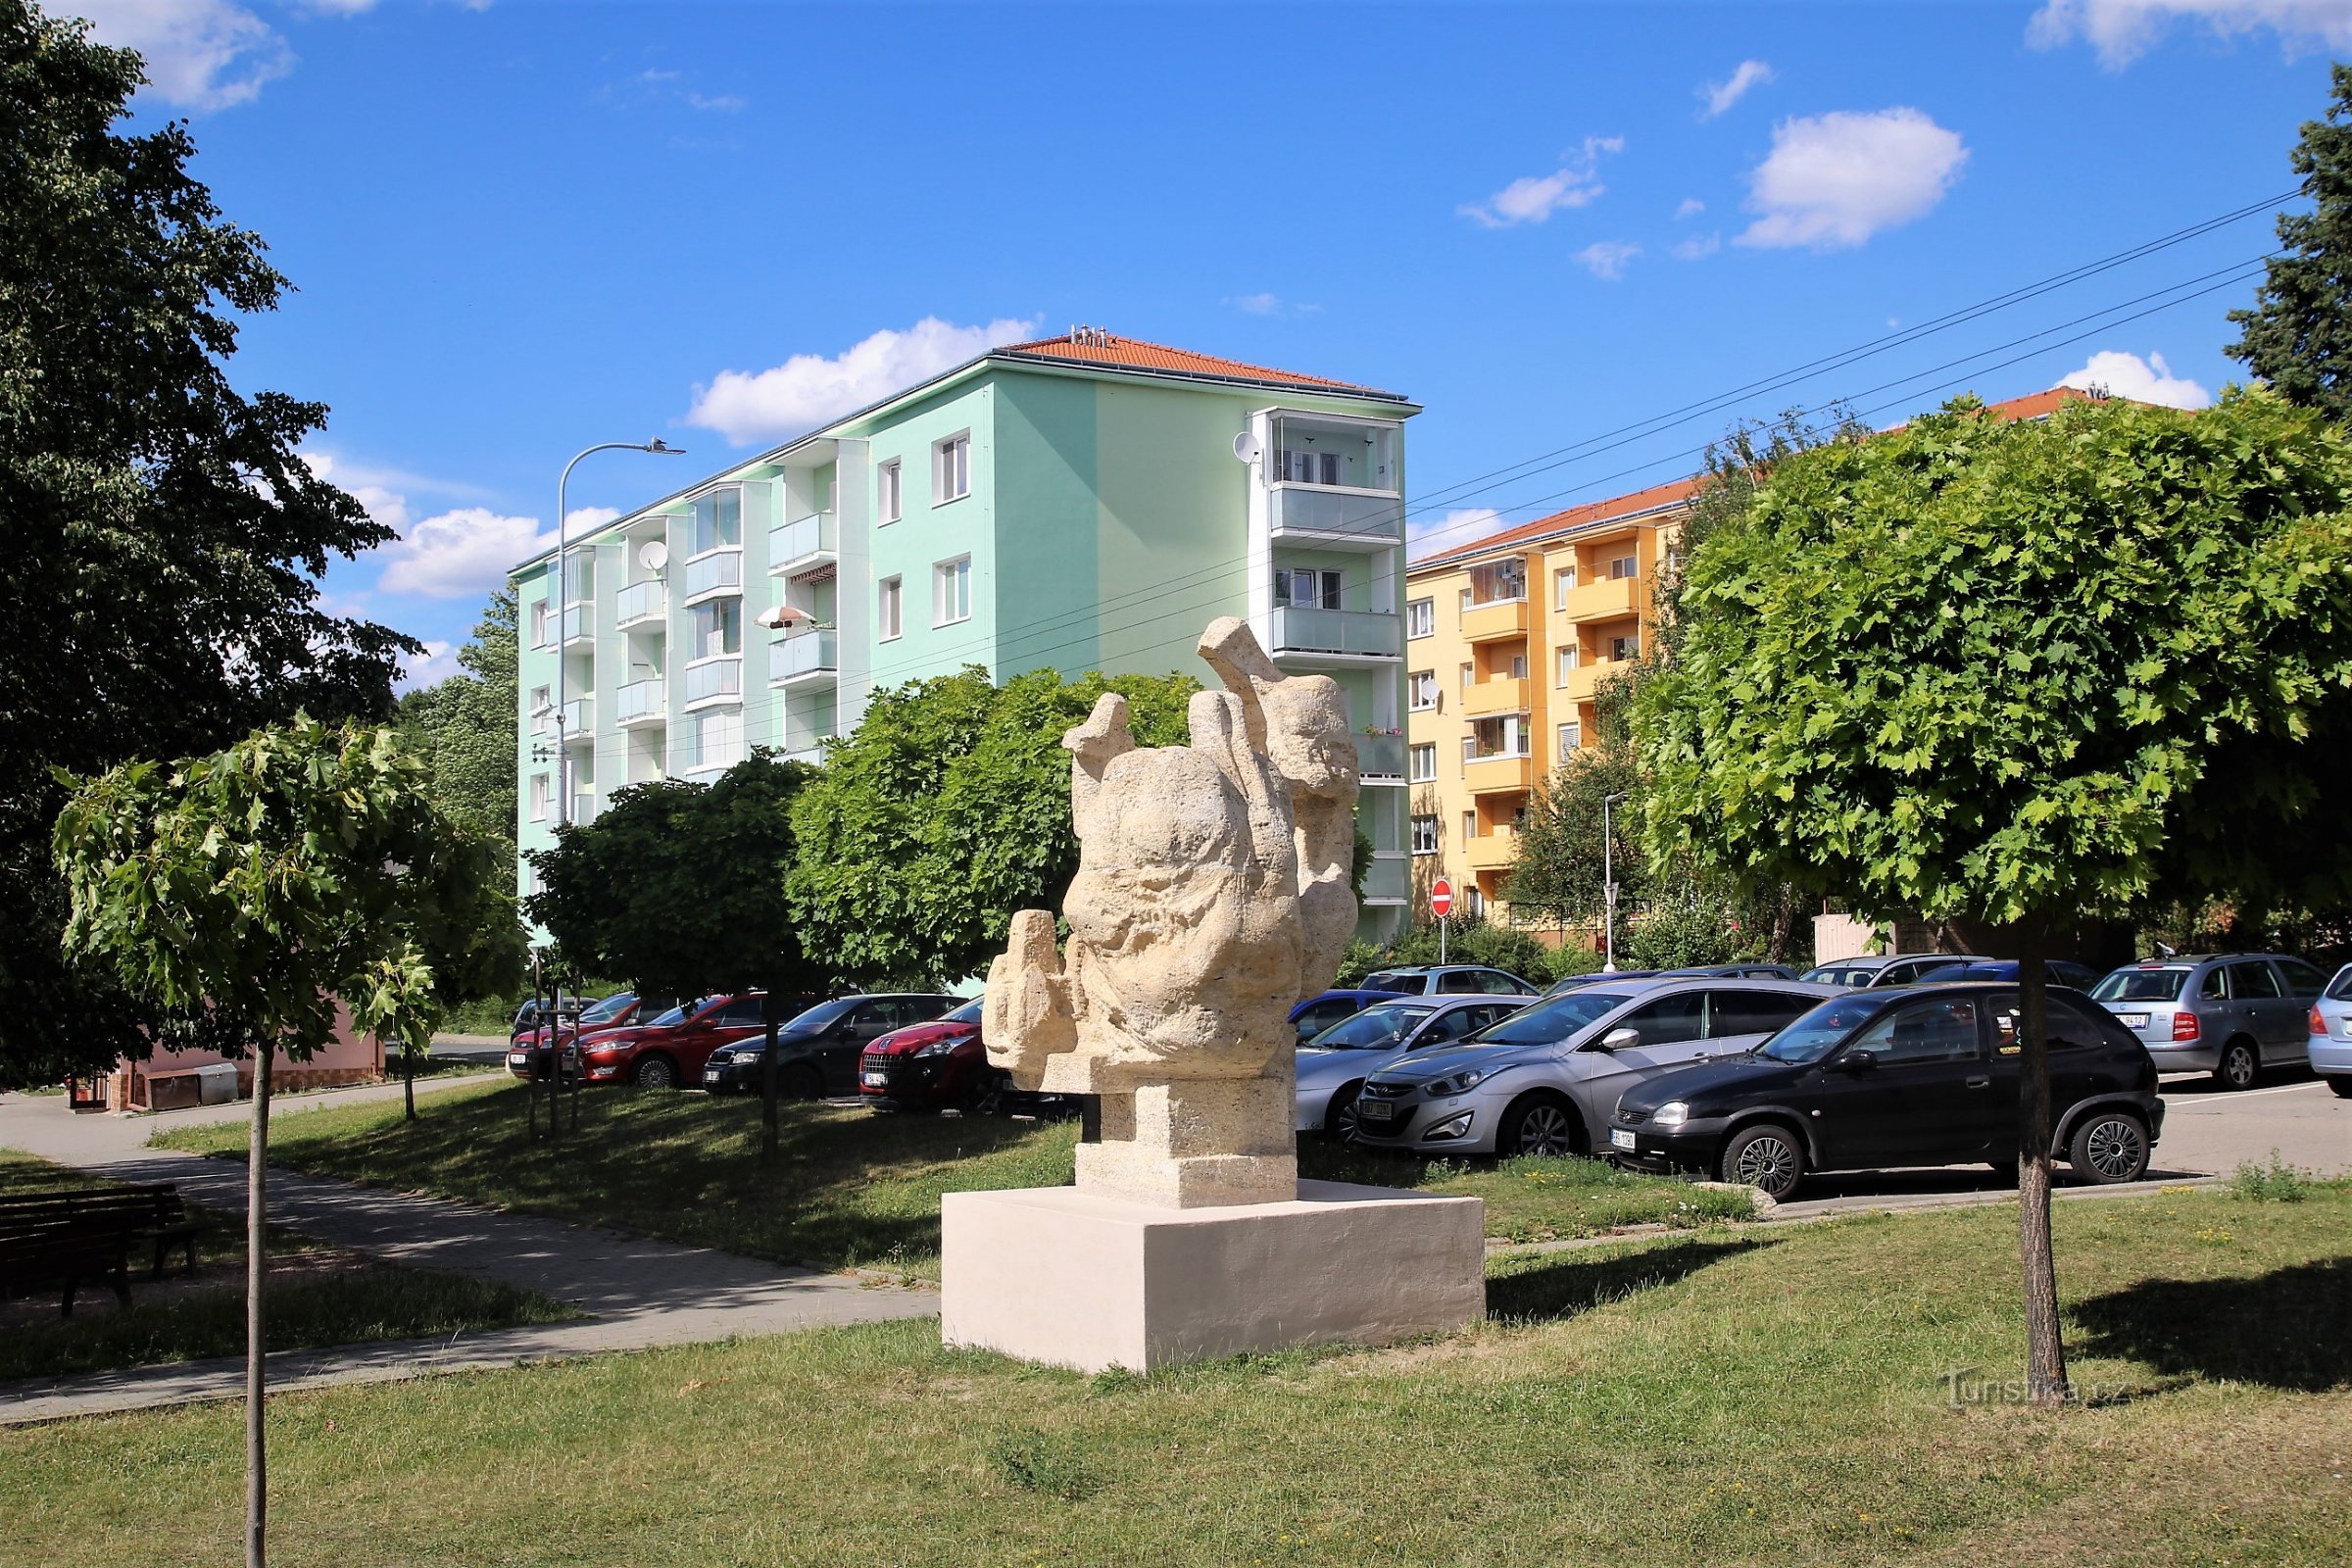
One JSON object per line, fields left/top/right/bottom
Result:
{"left": 0, "top": 1150, "right": 574, "bottom": 1384}
{"left": 150, "top": 1080, "right": 1752, "bottom": 1275}
{"left": 4, "top": 1185, "right": 2346, "bottom": 1567}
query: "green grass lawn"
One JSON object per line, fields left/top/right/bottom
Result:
{"left": 0, "top": 1151, "right": 575, "bottom": 1385}
{"left": 149, "top": 1080, "right": 1752, "bottom": 1275}
{"left": 3, "top": 1184, "right": 2345, "bottom": 1567}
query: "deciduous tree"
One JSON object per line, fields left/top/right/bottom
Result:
{"left": 2229, "top": 63, "right": 2352, "bottom": 418}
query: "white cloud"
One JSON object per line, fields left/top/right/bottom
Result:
{"left": 686, "top": 316, "right": 1040, "bottom": 446}
{"left": 396, "top": 640, "right": 462, "bottom": 693}
{"left": 1230, "top": 292, "right": 1283, "bottom": 316}
{"left": 301, "top": 451, "right": 412, "bottom": 534}
{"left": 1672, "top": 232, "right": 1722, "bottom": 261}
{"left": 1698, "top": 59, "right": 1775, "bottom": 120}
{"left": 1575, "top": 241, "right": 1641, "bottom": 280}
{"left": 1409, "top": 507, "right": 1501, "bottom": 561}
{"left": 1736, "top": 108, "right": 1969, "bottom": 251}
{"left": 686, "top": 91, "right": 745, "bottom": 113}
{"left": 1458, "top": 135, "right": 1624, "bottom": 228}
{"left": 377, "top": 508, "right": 555, "bottom": 599}
{"left": 1675, "top": 197, "right": 1706, "bottom": 220}
{"left": 2029, "top": 0, "right": 2352, "bottom": 67}
{"left": 2057, "top": 348, "right": 2213, "bottom": 409}
{"left": 72, "top": 0, "right": 292, "bottom": 111}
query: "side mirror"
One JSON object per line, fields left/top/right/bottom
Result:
{"left": 1598, "top": 1026, "right": 1641, "bottom": 1053}
{"left": 1839, "top": 1050, "right": 1879, "bottom": 1073}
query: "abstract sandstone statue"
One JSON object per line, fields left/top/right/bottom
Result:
{"left": 984, "top": 616, "right": 1361, "bottom": 1207}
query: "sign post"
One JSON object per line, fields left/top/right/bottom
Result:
{"left": 1430, "top": 878, "right": 1453, "bottom": 964}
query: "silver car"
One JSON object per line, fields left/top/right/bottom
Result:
{"left": 1295, "top": 996, "right": 1530, "bottom": 1140}
{"left": 1801, "top": 954, "right": 1976, "bottom": 989}
{"left": 2311, "top": 964, "right": 2352, "bottom": 1098}
{"left": 2088, "top": 954, "right": 2330, "bottom": 1090}
{"left": 1349, "top": 977, "right": 1842, "bottom": 1157}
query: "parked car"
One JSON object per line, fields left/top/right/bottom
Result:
{"left": 704, "top": 994, "right": 961, "bottom": 1098}
{"left": 1666, "top": 963, "right": 1802, "bottom": 981}
{"left": 1289, "top": 988, "right": 1410, "bottom": 1046}
{"left": 1918, "top": 959, "right": 2100, "bottom": 990}
{"left": 1295, "top": 996, "right": 1532, "bottom": 1140}
{"left": 1358, "top": 964, "right": 1541, "bottom": 998}
{"left": 505, "top": 991, "right": 679, "bottom": 1078}
{"left": 2087, "top": 953, "right": 2330, "bottom": 1090}
{"left": 2311, "top": 964, "right": 2352, "bottom": 1099}
{"left": 1800, "top": 954, "right": 1977, "bottom": 989}
{"left": 509, "top": 996, "right": 574, "bottom": 1043}
{"left": 1350, "top": 977, "right": 1840, "bottom": 1157}
{"left": 1547, "top": 969, "right": 1663, "bottom": 995}
{"left": 1609, "top": 983, "right": 2166, "bottom": 1200}
{"left": 576, "top": 993, "right": 817, "bottom": 1090}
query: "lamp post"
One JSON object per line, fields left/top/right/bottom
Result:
{"left": 1601, "top": 790, "right": 1628, "bottom": 972}
{"left": 552, "top": 439, "right": 686, "bottom": 828}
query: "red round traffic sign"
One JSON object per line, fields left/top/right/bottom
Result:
{"left": 1429, "top": 878, "right": 1454, "bottom": 918}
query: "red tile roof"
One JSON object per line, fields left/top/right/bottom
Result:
{"left": 994, "top": 328, "right": 1398, "bottom": 398}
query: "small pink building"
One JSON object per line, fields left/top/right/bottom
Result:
{"left": 83, "top": 1002, "right": 384, "bottom": 1111}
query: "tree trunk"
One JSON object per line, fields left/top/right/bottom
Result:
{"left": 246, "top": 1039, "right": 274, "bottom": 1568}
{"left": 760, "top": 987, "right": 782, "bottom": 1164}
{"left": 2016, "top": 928, "right": 2071, "bottom": 1406}
{"left": 403, "top": 1036, "right": 416, "bottom": 1122}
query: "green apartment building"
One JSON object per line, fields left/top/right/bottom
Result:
{"left": 512, "top": 328, "right": 1420, "bottom": 942}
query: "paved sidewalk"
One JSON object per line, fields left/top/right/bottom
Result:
{"left": 0, "top": 1086, "right": 936, "bottom": 1425}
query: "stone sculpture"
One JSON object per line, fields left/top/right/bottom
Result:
{"left": 984, "top": 615, "right": 1359, "bottom": 1207}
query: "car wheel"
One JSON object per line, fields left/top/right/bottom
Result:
{"left": 2067, "top": 1110, "right": 2149, "bottom": 1184}
{"left": 2328, "top": 1076, "right": 2352, "bottom": 1100}
{"left": 631, "top": 1055, "right": 676, "bottom": 1091}
{"left": 1324, "top": 1083, "right": 1364, "bottom": 1143}
{"left": 1497, "top": 1094, "right": 1582, "bottom": 1158}
{"left": 780, "top": 1062, "right": 823, "bottom": 1101}
{"left": 2214, "top": 1038, "right": 2260, "bottom": 1092}
{"left": 1720, "top": 1123, "right": 1806, "bottom": 1200}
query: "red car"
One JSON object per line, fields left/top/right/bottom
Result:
{"left": 858, "top": 998, "right": 1075, "bottom": 1116}
{"left": 506, "top": 991, "right": 679, "bottom": 1080}
{"left": 574, "top": 994, "right": 788, "bottom": 1090}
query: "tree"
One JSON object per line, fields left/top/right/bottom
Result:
{"left": 2228, "top": 63, "right": 2352, "bottom": 418}
{"left": 788, "top": 665, "right": 1197, "bottom": 985}
{"left": 396, "top": 588, "right": 520, "bottom": 857}
{"left": 1636, "top": 390, "right": 2352, "bottom": 1403}
{"left": 1504, "top": 678, "right": 1647, "bottom": 939}
{"left": 0, "top": 3, "right": 413, "bottom": 1089}
{"left": 55, "top": 716, "right": 512, "bottom": 1567}
{"left": 526, "top": 753, "right": 822, "bottom": 1160}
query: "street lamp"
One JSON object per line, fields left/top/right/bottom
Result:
{"left": 1601, "top": 790, "right": 1629, "bottom": 972}
{"left": 552, "top": 439, "right": 686, "bottom": 827}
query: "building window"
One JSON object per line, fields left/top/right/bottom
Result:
{"left": 1509, "top": 652, "right": 1528, "bottom": 680}
{"left": 1409, "top": 743, "right": 1436, "bottom": 783}
{"left": 1275, "top": 567, "right": 1342, "bottom": 610}
{"left": 529, "top": 685, "right": 551, "bottom": 733}
{"left": 1278, "top": 446, "right": 1343, "bottom": 486}
{"left": 1466, "top": 885, "right": 1486, "bottom": 918}
{"left": 1461, "top": 810, "right": 1476, "bottom": 843}
{"left": 1553, "top": 565, "right": 1577, "bottom": 607}
{"left": 1468, "top": 558, "right": 1526, "bottom": 605}
{"left": 528, "top": 772, "right": 549, "bottom": 821}
{"left": 1607, "top": 553, "right": 1638, "bottom": 580}
{"left": 530, "top": 599, "right": 550, "bottom": 648}
{"left": 1459, "top": 662, "right": 1473, "bottom": 693}
{"left": 687, "top": 709, "right": 744, "bottom": 772}
{"left": 933, "top": 557, "right": 972, "bottom": 626}
{"left": 877, "top": 460, "right": 903, "bottom": 524}
{"left": 1556, "top": 646, "right": 1579, "bottom": 685}
{"left": 686, "top": 489, "right": 742, "bottom": 557}
{"left": 1410, "top": 814, "right": 1439, "bottom": 856}
{"left": 689, "top": 599, "right": 740, "bottom": 661}
{"left": 1609, "top": 633, "right": 1640, "bottom": 662}
{"left": 1458, "top": 587, "right": 1472, "bottom": 613}
{"left": 1460, "top": 734, "right": 1478, "bottom": 765}
{"left": 878, "top": 575, "right": 903, "bottom": 641}
{"left": 1406, "top": 598, "right": 1434, "bottom": 639}
{"left": 1557, "top": 721, "right": 1582, "bottom": 760}
{"left": 522, "top": 863, "right": 541, "bottom": 898}
{"left": 933, "top": 432, "right": 970, "bottom": 504}
{"left": 1408, "top": 670, "right": 1438, "bottom": 711}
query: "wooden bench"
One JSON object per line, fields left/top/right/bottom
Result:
{"left": 0, "top": 1184, "right": 201, "bottom": 1316}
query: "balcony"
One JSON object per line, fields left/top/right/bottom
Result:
{"left": 1563, "top": 659, "right": 1636, "bottom": 705}
{"left": 615, "top": 678, "right": 665, "bottom": 727}
{"left": 1561, "top": 576, "right": 1639, "bottom": 622}
{"left": 560, "top": 697, "right": 593, "bottom": 741}
{"left": 569, "top": 794, "right": 598, "bottom": 827}
{"left": 683, "top": 657, "right": 742, "bottom": 708}
{"left": 682, "top": 549, "right": 743, "bottom": 603}
{"left": 1464, "top": 752, "right": 1534, "bottom": 796}
{"left": 768, "top": 512, "right": 838, "bottom": 576}
{"left": 770, "top": 628, "right": 839, "bottom": 687}
{"left": 1356, "top": 732, "right": 1405, "bottom": 783}
{"left": 1462, "top": 676, "right": 1528, "bottom": 719}
{"left": 559, "top": 605, "right": 594, "bottom": 649}
{"left": 1268, "top": 606, "right": 1399, "bottom": 662}
{"left": 1465, "top": 825, "right": 1519, "bottom": 872}
{"left": 614, "top": 580, "right": 666, "bottom": 629}
{"left": 1361, "top": 855, "right": 1409, "bottom": 906}
{"left": 1268, "top": 486, "right": 1404, "bottom": 551}
{"left": 1461, "top": 598, "right": 1529, "bottom": 644}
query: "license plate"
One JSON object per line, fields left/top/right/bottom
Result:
{"left": 701, "top": 1069, "right": 719, "bottom": 1083}
{"left": 508, "top": 1053, "right": 527, "bottom": 1067}
{"left": 1609, "top": 1128, "right": 1637, "bottom": 1151}
{"left": 861, "top": 1072, "right": 887, "bottom": 1087}
{"left": 2341, "top": 1018, "right": 2352, "bottom": 1038}
{"left": 1357, "top": 1100, "right": 1396, "bottom": 1122}
{"left": 2118, "top": 1013, "right": 2149, "bottom": 1028}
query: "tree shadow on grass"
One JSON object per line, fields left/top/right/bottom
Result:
{"left": 1487, "top": 1235, "right": 1781, "bottom": 1324}
{"left": 2071, "top": 1257, "right": 2352, "bottom": 1393}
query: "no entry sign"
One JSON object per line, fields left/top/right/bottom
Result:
{"left": 1429, "top": 878, "right": 1454, "bottom": 918}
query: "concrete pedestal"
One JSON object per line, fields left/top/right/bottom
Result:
{"left": 941, "top": 1180, "right": 1486, "bottom": 1372}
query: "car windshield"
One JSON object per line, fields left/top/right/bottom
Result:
{"left": 579, "top": 993, "right": 635, "bottom": 1023}
{"left": 643, "top": 1004, "right": 689, "bottom": 1028}
{"left": 2091, "top": 968, "right": 2189, "bottom": 1003}
{"left": 946, "top": 997, "right": 984, "bottom": 1024}
{"left": 1307, "top": 1004, "right": 1436, "bottom": 1050}
{"left": 783, "top": 998, "right": 859, "bottom": 1033}
{"left": 1471, "top": 992, "right": 1631, "bottom": 1047}
{"left": 1758, "top": 995, "right": 1895, "bottom": 1063}
{"left": 1361, "top": 971, "right": 1423, "bottom": 994}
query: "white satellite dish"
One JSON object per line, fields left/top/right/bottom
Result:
{"left": 637, "top": 539, "right": 668, "bottom": 571}
{"left": 1232, "top": 431, "right": 1261, "bottom": 465}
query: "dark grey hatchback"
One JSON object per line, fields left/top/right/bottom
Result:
{"left": 1609, "top": 983, "right": 2165, "bottom": 1200}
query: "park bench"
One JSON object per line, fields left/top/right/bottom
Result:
{"left": 0, "top": 1183, "right": 201, "bottom": 1316}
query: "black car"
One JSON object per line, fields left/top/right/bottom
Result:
{"left": 702, "top": 994, "right": 961, "bottom": 1097}
{"left": 1919, "top": 958, "right": 2101, "bottom": 990}
{"left": 1607, "top": 982, "right": 2164, "bottom": 1200}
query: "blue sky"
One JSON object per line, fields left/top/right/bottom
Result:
{"left": 66, "top": 0, "right": 2352, "bottom": 684}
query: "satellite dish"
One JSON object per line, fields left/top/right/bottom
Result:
{"left": 637, "top": 540, "right": 668, "bottom": 571}
{"left": 1232, "top": 432, "right": 1261, "bottom": 465}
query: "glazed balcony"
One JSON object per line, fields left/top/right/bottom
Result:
{"left": 1355, "top": 732, "right": 1406, "bottom": 783}
{"left": 682, "top": 548, "right": 743, "bottom": 604}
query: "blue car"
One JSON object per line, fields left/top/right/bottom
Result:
{"left": 1290, "top": 988, "right": 1408, "bottom": 1045}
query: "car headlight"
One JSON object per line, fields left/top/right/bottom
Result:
{"left": 914, "top": 1038, "right": 961, "bottom": 1057}
{"left": 1651, "top": 1102, "right": 1690, "bottom": 1128}
{"left": 1424, "top": 1069, "right": 1490, "bottom": 1098}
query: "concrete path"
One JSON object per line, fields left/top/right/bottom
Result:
{"left": 0, "top": 1085, "right": 935, "bottom": 1426}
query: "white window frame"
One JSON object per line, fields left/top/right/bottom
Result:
{"left": 933, "top": 431, "right": 970, "bottom": 505}
{"left": 1553, "top": 565, "right": 1577, "bottom": 607}
{"left": 933, "top": 556, "right": 972, "bottom": 627}
{"left": 1408, "top": 743, "right": 1436, "bottom": 783}
{"left": 877, "top": 460, "right": 903, "bottom": 524}
{"left": 1555, "top": 646, "right": 1578, "bottom": 685}
{"left": 878, "top": 575, "right": 904, "bottom": 642}
{"left": 1607, "top": 553, "right": 1639, "bottom": 581}
{"left": 530, "top": 599, "right": 550, "bottom": 648}
{"left": 1557, "top": 721, "right": 1582, "bottom": 761}
{"left": 528, "top": 772, "right": 550, "bottom": 822}
{"left": 1408, "top": 670, "right": 1438, "bottom": 711}
{"left": 1410, "top": 814, "right": 1439, "bottom": 856}
{"left": 1405, "top": 598, "right": 1434, "bottom": 639}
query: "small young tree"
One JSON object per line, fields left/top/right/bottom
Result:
{"left": 2228, "top": 63, "right": 2352, "bottom": 418}
{"left": 1637, "top": 390, "right": 2352, "bottom": 1403}
{"left": 55, "top": 717, "right": 505, "bottom": 1567}
{"left": 526, "top": 752, "right": 821, "bottom": 1160}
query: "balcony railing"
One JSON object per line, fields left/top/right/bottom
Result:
{"left": 678, "top": 731, "right": 746, "bottom": 775}
{"left": 614, "top": 580, "right": 666, "bottom": 628}
{"left": 1361, "top": 856, "right": 1409, "bottom": 905}
{"left": 1463, "top": 676, "right": 1528, "bottom": 718}
{"left": 1464, "top": 752, "right": 1534, "bottom": 796}
{"left": 1461, "top": 599, "right": 1529, "bottom": 644}
{"left": 1465, "top": 825, "right": 1519, "bottom": 872}
{"left": 615, "top": 678, "right": 664, "bottom": 725}
{"left": 569, "top": 794, "right": 598, "bottom": 826}
{"left": 559, "top": 605, "right": 594, "bottom": 648}
{"left": 682, "top": 549, "right": 743, "bottom": 601}
{"left": 1269, "top": 486, "right": 1403, "bottom": 549}
{"left": 1356, "top": 732, "right": 1406, "bottom": 782}
{"left": 683, "top": 657, "right": 742, "bottom": 706}
{"left": 1267, "top": 606, "right": 1399, "bottom": 660}
{"left": 1561, "top": 576, "right": 1639, "bottom": 622}
{"left": 768, "top": 512, "right": 838, "bottom": 574}
{"left": 560, "top": 697, "right": 592, "bottom": 738}
{"left": 770, "top": 628, "right": 840, "bottom": 684}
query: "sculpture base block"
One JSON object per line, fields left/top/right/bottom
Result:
{"left": 940, "top": 1180, "right": 1486, "bottom": 1373}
